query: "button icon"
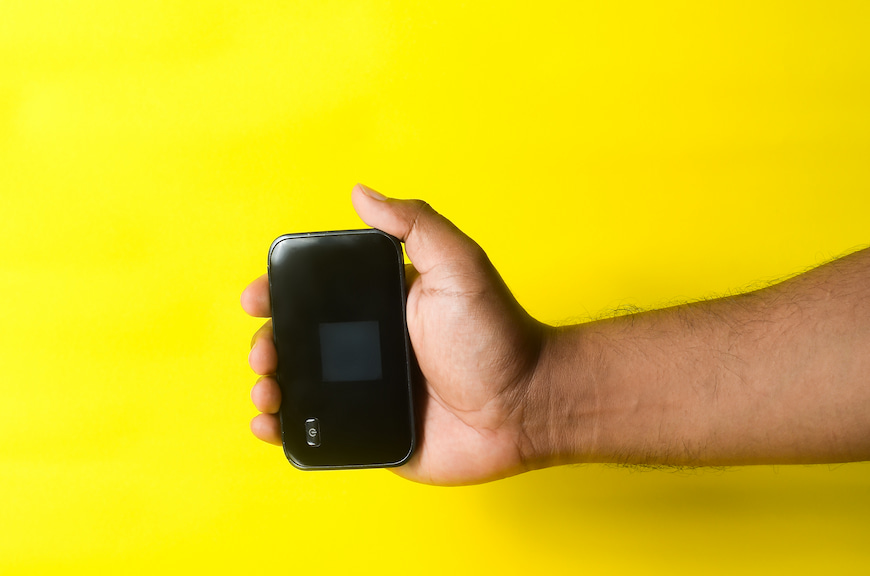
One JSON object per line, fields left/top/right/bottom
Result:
{"left": 304, "top": 418, "right": 321, "bottom": 447}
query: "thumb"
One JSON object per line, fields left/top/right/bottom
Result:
{"left": 351, "top": 183, "right": 482, "bottom": 275}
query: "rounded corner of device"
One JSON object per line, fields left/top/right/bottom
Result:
{"left": 383, "top": 434, "right": 417, "bottom": 469}
{"left": 369, "top": 227, "right": 403, "bottom": 248}
{"left": 267, "top": 235, "right": 290, "bottom": 262}
{"left": 391, "top": 448, "right": 416, "bottom": 469}
{"left": 282, "top": 444, "right": 313, "bottom": 471}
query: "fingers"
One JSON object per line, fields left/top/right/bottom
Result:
{"left": 351, "top": 183, "right": 484, "bottom": 276}
{"left": 241, "top": 274, "right": 271, "bottom": 317}
{"left": 249, "top": 320, "right": 277, "bottom": 375}
{"left": 251, "top": 376, "right": 281, "bottom": 413}
{"left": 243, "top": 270, "right": 280, "bottom": 447}
{"left": 250, "top": 366, "right": 281, "bottom": 447}
{"left": 250, "top": 413, "right": 282, "bottom": 445}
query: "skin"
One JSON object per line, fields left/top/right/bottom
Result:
{"left": 242, "top": 184, "right": 870, "bottom": 485}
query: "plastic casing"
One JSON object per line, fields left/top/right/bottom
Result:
{"left": 267, "top": 229, "right": 416, "bottom": 469}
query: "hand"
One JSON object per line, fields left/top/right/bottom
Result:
{"left": 241, "top": 184, "right": 552, "bottom": 485}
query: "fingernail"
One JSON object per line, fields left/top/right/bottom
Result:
{"left": 357, "top": 183, "right": 387, "bottom": 201}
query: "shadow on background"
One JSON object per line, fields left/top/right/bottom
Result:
{"left": 478, "top": 462, "right": 870, "bottom": 571}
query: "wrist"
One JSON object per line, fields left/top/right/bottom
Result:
{"left": 521, "top": 322, "right": 603, "bottom": 470}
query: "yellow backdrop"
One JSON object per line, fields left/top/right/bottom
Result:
{"left": 2, "top": 1, "right": 868, "bottom": 574}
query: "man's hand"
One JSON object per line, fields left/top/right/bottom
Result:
{"left": 244, "top": 185, "right": 870, "bottom": 483}
{"left": 241, "top": 184, "right": 552, "bottom": 485}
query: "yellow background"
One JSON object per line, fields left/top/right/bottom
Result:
{"left": 2, "top": 1, "right": 868, "bottom": 573}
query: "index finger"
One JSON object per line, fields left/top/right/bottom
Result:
{"left": 241, "top": 274, "right": 271, "bottom": 317}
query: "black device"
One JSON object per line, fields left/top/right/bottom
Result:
{"left": 267, "top": 229, "right": 416, "bottom": 469}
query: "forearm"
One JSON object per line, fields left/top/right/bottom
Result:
{"left": 529, "top": 247, "right": 870, "bottom": 468}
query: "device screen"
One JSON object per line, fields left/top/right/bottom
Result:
{"left": 318, "top": 321, "right": 382, "bottom": 382}
{"left": 268, "top": 230, "right": 414, "bottom": 468}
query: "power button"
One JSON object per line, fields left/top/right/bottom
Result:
{"left": 304, "top": 418, "right": 321, "bottom": 447}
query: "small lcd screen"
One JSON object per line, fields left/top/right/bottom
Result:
{"left": 318, "top": 321, "right": 383, "bottom": 382}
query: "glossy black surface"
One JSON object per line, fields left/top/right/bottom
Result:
{"left": 268, "top": 229, "right": 415, "bottom": 469}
